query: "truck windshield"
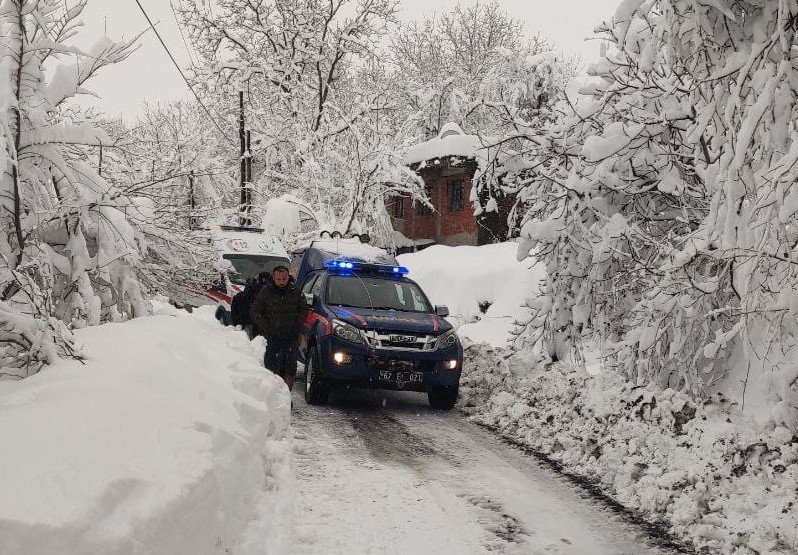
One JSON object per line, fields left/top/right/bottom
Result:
{"left": 326, "top": 275, "right": 433, "bottom": 313}
{"left": 223, "top": 255, "right": 289, "bottom": 285}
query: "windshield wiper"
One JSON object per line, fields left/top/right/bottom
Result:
{"left": 332, "top": 303, "right": 364, "bottom": 309}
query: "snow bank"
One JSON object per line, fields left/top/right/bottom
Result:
{"left": 398, "top": 243, "right": 544, "bottom": 346}
{"left": 459, "top": 345, "right": 798, "bottom": 555}
{"left": 0, "top": 303, "right": 292, "bottom": 554}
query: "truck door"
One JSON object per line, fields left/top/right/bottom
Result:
{"left": 299, "top": 274, "right": 319, "bottom": 357}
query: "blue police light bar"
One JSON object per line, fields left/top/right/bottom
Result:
{"left": 324, "top": 259, "right": 357, "bottom": 271}
{"left": 323, "top": 259, "right": 409, "bottom": 276}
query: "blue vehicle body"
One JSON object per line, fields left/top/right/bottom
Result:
{"left": 294, "top": 243, "right": 462, "bottom": 403}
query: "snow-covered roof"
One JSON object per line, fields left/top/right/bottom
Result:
{"left": 404, "top": 123, "right": 482, "bottom": 166}
{"left": 393, "top": 230, "right": 435, "bottom": 249}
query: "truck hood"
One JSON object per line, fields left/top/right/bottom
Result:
{"left": 329, "top": 306, "right": 451, "bottom": 335}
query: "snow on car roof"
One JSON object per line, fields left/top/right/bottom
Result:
{"left": 309, "top": 238, "right": 395, "bottom": 264}
{"left": 211, "top": 228, "right": 289, "bottom": 258}
{"left": 295, "top": 238, "right": 399, "bottom": 284}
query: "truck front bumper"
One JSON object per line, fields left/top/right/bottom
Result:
{"left": 317, "top": 335, "right": 462, "bottom": 391}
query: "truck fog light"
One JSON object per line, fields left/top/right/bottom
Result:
{"left": 333, "top": 351, "right": 352, "bottom": 365}
{"left": 445, "top": 359, "right": 458, "bottom": 370}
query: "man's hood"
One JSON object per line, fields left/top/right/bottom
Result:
{"left": 329, "top": 306, "right": 452, "bottom": 334}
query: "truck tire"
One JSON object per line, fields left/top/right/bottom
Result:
{"left": 428, "top": 386, "right": 458, "bottom": 410}
{"left": 304, "top": 347, "right": 330, "bottom": 406}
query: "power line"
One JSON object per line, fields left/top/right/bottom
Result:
{"left": 131, "top": 0, "right": 234, "bottom": 146}
{"left": 169, "top": 0, "right": 198, "bottom": 67}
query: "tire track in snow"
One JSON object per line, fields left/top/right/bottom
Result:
{"left": 346, "top": 407, "right": 534, "bottom": 553}
{"left": 290, "top": 384, "right": 680, "bottom": 554}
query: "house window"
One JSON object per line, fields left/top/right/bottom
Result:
{"left": 449, "top": 181, "right": 464, "bottom": 212}
{"left": 392, "top": 198, "right": 405, "bottom": 218}
{"left": 418, "top": 185, "right": 434, "bottom": 215}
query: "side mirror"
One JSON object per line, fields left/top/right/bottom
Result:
{"left": 435, "top": 305, "right": 449, "bottom": 317}
{"left": 304, "top": 293, "right": 316, "bottom": 306}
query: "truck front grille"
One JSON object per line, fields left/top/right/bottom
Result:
{"left": 363, "top": 331, "right": 436, "bottom": 351}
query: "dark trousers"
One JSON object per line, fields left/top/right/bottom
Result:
{"left": 263, "top": 338, "right": 298, "bottom": 378}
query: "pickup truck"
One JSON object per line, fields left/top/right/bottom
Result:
{"left": 293, "top": 240, "right": 462, "bottom": 409}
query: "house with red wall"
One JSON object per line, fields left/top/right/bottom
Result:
{"left": 388, "top": 123, "right": 513, "bottom": 250}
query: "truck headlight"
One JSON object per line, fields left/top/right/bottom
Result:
{"left": 332, "top": 319, "right": 364, "bottom": 344}
{"left": 436, "top": 330, "right": 459, "bottom": 350}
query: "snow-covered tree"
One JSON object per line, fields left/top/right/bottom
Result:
{"left": 177, "top": 0, "right": 425, "bottom": 244}
{"left": 468, "top": 47, "right": 574, "bottom": 239}
{"left": 391, "top": 1, "right": 547, "bottom": 137}
{"left": 515, "top": 0, "right": 798, "bottom": 429}
{"left": 0, "top": 0, "right": 135, "bottom": 375}
{"left": 96, "top": 101, "right": 234, "bottom": 302}
{"left": 391, "top": 2, "right": 575, "bottom": 243}
{"left": 0, "top": 1, "right": 212, "bottom": 377}
{"left": 108, "top": 101, "right": 235, "bottom": 229}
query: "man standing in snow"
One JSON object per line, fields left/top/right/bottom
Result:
{"left": 250, "top": 265, "right": 306, "bottom": 391}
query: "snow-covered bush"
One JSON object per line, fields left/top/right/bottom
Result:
{"left": 512, "top": 0, "right": 798, "bottom": 427}
{"left": 460, "top": 345, "right": 798, "bottom": 554}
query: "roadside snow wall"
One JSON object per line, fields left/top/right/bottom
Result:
{"left": 398, "top": 243, "right": 544, "bottom": 346}
{"left": 460, "top": 344, "right": 798, "bottom": 555}
{"left": 0, "top": 303, "right": 292, "bottom": 555}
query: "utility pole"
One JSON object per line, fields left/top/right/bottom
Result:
{"left": 246, "top": 129, "right": 252, "bottom": 187}
{"left": 188, "top": 170, "right": 197, "bottom": 230}
{"left": 238, "top": 91, "right": 252, "bottom": 227}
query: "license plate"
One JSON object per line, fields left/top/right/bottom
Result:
{"left": 379, "top": 371, "right": 423, "bottom": 384}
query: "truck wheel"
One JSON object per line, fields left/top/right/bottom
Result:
{"left": 215, "top": 306, "right": 230, "bottom": 326}
{"left": 428, "top": 386, "right": 458, "bottom": 410}
{"left": 304, "top": 348, "right": 330, "bottom": 406}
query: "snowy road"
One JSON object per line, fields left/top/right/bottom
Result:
{"left": 289, "top": 382, "right": 680, "bottom": 555}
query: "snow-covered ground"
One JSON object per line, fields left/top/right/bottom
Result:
{"left": 459, "top": 346, "right": 798, "bottom": 554}
{"left": 0, "top": 302, "right": 292, "bottom": 554}
{"left": 289, "top": 385, "right": 676, "bottom": 555}
{"left": 399, "top": 242, "right": 544, "bottom": 346}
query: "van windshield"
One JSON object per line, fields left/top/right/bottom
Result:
{"left": 326, "top": 275, "right": 432, "bottom": 313}
{"left": 223, "top": 255, "right": 289, "bottom": 285}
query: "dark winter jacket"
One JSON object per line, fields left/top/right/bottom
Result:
{"left": 231, "top": 278, "right": 261, "bottom": 328}
{"left": 250, "top": 277, "right": 306, "bottom": 343}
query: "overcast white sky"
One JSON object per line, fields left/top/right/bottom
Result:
{"left": 79, "top": 0, "right": 621, "bottom": 119}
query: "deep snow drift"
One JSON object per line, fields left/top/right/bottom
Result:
{"left": 0, "top": 302, "right": 292, "bottom": 554}
{"left": 398, "top": 242, "right": 544, "bottom": 346}
{"left": 459, "top": 347, "right": 798, "bottom": 554}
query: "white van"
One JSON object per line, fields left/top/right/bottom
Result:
{"left": 184, "top": 226, "right": 290, "bottom": 324}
